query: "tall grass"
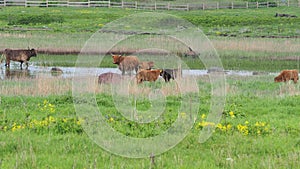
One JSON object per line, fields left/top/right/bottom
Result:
{"left": 0, "top": 74, "right": 201, "bottom": 96}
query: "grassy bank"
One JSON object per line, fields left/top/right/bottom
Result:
{"left": 1, "top": 75, "right": 300, "bottom": 168}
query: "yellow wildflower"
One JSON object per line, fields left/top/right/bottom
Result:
{"left": 180, "top": 112, "right": 186, "bottom": 119}
{"left": 237, "top": 124, "right": 249, "bottom": 135}
{"left": 229, "top": 111, "right": 235, "bottom": 118}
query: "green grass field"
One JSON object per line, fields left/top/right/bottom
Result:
{"left": 1, "top": 75, "right": 300, "bottom": 168}
{"left": 1, "top": 6, "right": 300, "bottom": 169}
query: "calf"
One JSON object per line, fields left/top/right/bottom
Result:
{"left": 136, "top": 69, "right": 162, "bottom": 84}
{"left": 3, "top": 48, "right": 37, "bottom": 69}
{"left": 160, "top": 68, "right": 181, "bottom": 82}
{"left": 274, "top": 69, "right": 299, "bottom": 84}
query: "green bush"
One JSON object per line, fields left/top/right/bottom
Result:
{"left": 7, "top": 14, "right": 64, "bottom": 25}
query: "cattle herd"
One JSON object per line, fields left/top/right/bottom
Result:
{"left": 108, "top": 54, "right": 181, "bottom": 84}
{"left": 0, "top": 48, "right": 299, "bottom": 85}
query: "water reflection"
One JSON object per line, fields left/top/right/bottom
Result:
{"left": 3, "top": 69, "right": 35, "bottom": 79}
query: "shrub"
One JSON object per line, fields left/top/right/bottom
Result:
{"left": 7, "top": 14, "right": 64, "bottom": 25}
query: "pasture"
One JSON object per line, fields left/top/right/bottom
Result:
{"left": 0, "top": 6, "right": 300, "bottom": 169}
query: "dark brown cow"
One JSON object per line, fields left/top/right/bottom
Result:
{"left": 274, "top": 69, "right": 299, "bottom": 84}
{"left": 160, "top": 68, "right": 182, "bottom": 82}
{"left": 136, "top": 69, "right": 162, "bottom": 84}
{"left": 3, "top": 48, "right": 37, "bottom": 69}
{"left": 138, "top": 61, "right": 154, "bottom": 70}
{"left": 112, "top": 54, "right": 139, "bottom": 75}
{"left": 51, "top": 67, "right": 63, "bottom": 76}
{"left": 98, "top": 72, "right": 122, "bottom": 84}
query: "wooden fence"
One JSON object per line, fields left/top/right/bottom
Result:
{"left": 0, "top": 0, "right": 299, "bottom": 10}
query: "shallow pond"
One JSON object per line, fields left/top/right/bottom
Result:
{"left": 0, "top": 65, "right": 277, "bottom": 80}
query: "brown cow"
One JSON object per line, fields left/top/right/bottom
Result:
{"left": 98, "top": 72, "right": 122, "bottom": 84}
{"left": 136, "top": 69, "right": 162, "bottom": 84}
{"left": 112, "top": 54, "right": 139, "bottom": 75}
{"left": 3, "top": 48, "right": 37, "bottom": 69}
{"left": 138, "top": 61, "right": 154, "bottom": 70}
{"left": 274, "top": 69, "right": 299, "bottom": 84}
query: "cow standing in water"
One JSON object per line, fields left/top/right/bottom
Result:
{"left": 111, "top": 54, "right": 139, "bottom": 75}
{"left": 2, "top": 48, "right": 37, "bottom": 69}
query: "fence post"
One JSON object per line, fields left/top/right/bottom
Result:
{"left": 135, "top": 1, "right": 137, "bottom": 9}
{"left": 167, "top": 2, "right": 170, "bottom": 10}
{"left": 256, "top": 1, "right": 259, "bottom": 8}
{"left": 231, "top": 2, "right": 233, "bottom": 9}
{"left": 202, "top": 3, "right": 204, "bottom": 10}
{"left": 108, "top": 0, "right": 110, "bottom": 8}
{"left": 121, "top": 0, "right": 123, "bottom": 8}
{"left": 187, "top": 3, "right": 189, "bottom": 11}
{"left": 46, "top": 0, "right": 48, "bottom": 7}
{"left": 4, "top": 0, "right": 6, "bottom": 6}
{"left": 154, "top": 2, "right": 156, "bottom": 10}
{"left": 216, "top": 2, "right": 219, "bottom": 9}
{"left": 246, "top": 1, "right": 248, "bottom": 8}
{"left": 267, "top": 1, "right": 269, "bottom": 8}
{"left": 287, "top": 0, "right": 289, "bottom": 6}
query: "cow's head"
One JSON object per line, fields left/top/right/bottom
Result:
{"left": 159, "top": 69, "right": 164, "bottom": 76}
{"left": 111, "top": 54, "right": 122, "bottom": 64}
{"left": 274, "top": 75, "right": 283, "bottom": 82}
{"left": 29, "top": 48, "right": 37, "bottom": 57}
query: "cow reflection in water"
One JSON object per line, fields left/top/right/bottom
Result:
{"left": 4, "top": 69, "right": 32, "bottom": 79}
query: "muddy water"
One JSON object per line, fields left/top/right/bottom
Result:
{"left": 0, "top": 65, "right": 275, "bottom": 80}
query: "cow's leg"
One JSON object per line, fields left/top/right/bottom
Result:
{"left": 20, "top": 61, "right": 24, "bottom": 70}
{"left": 5, "top": 60, "right": 10, "bottom": 69}
{"left": 25, "top": 62, "right": 29, "bottom": 70}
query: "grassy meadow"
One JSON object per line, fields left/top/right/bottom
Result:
{"left": 0, "top": 5, "right": 300, "bottom": 169}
